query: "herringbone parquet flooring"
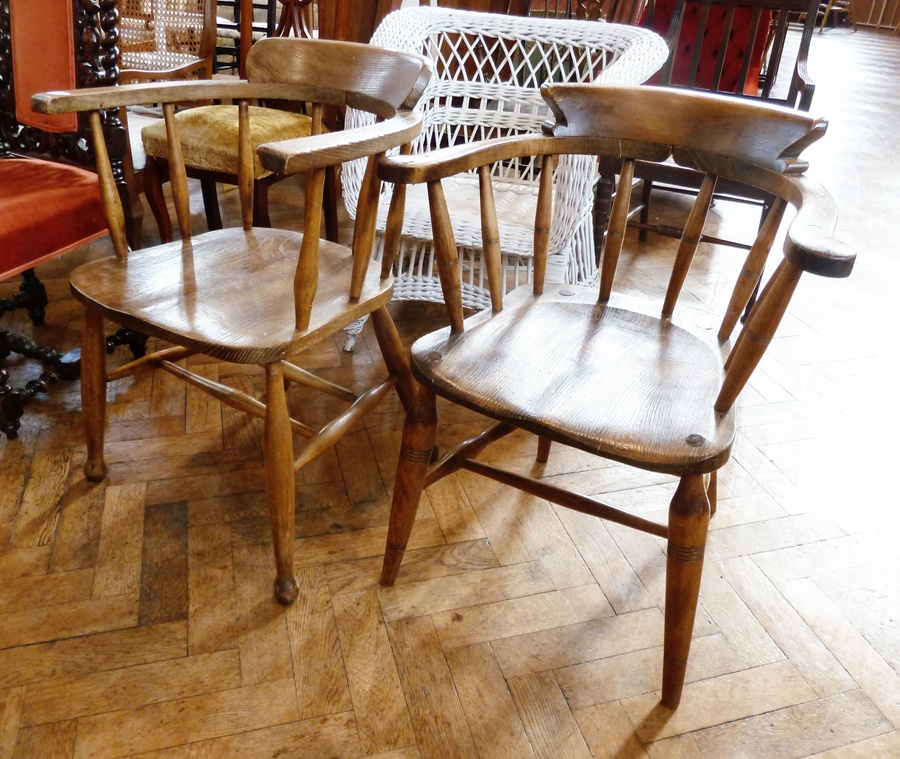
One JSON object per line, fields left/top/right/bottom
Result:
{"left": 1, "top": 27, "right": 899, "bottom": 759}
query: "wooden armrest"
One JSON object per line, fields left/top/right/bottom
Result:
{"left": 32, "top": 80, "right": 378, "bottom": 116}
{"left": 782, "top": 175, "right": 855, "bottom": 278}
{"left": 377, "top": 134, "right": 563, "bottom": 185}
{"left": 258, "top": 111, "right": 424, "bottom": 175}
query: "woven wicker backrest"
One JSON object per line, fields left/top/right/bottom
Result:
{"left": 343, "top": 7, "right": 667, "bottom": 255}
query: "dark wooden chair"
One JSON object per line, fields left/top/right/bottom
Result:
{"left": 376, "top": 83, "right": 854, "bottom": 709}
{"left": 596, "top": 0, "right": 819, "bottom": 259}
{"left": 34, "top": 37, "right": 430, "bottom": 604}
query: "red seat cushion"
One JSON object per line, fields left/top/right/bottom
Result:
{"left": 1, "top": 158, "right": 108, "bottom": 281}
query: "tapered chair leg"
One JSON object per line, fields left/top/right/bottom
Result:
{"left": 82, "top": 308, "right": 109, "bottom": 482}
{"left": 143, "top": 157, "right": 173, "bottom": 243}
{"left": 380, "top": 384, "right": 438, "bottom": 585}
{"left": 369, "top": 306, "right": 417, "bottom": 412}
{"left": 662, "top": 473, "right": 710, "bottom": 709}
{"left": 200, "top": 179, "right": 223, "bottom": 231}
{"left": 265, "top": 362, "right": 299, "bottom": 605}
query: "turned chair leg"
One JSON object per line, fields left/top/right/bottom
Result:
{"left": 380, "top": 384, "right": 438, "bottom": 586}
{"left": 252, "top": 182, "right": 271, "bottom": 228}
{"left": 82, "top": 309, "right": 109, "bottom": 482}
{"left": 20, "top": 269, "right": 48, "bottom": 326}
{"left": 143, "top": 157, "right": 173, "bottom": 243}
{"left": 200, "top": 179, "right": 223, "bottom": 231}
{"left": 662, "top": 473, "right": 711, "bottom": 709}
{"left": 536, "top": 436, "right": 552, "bottom": 463}
{"left": 265, "top": 362, "right": 299, "bottom": 605}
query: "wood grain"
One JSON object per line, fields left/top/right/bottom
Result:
{"left": 0, "top": 27, "right": 895, "bottom": 758}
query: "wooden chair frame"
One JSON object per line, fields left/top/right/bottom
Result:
{"left": 33, "top": 37, "right": 431, "bottom": 605}
{"left": 375, "top": 83, "right": 854, "bottom": 708}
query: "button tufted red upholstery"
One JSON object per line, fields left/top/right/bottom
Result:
{"left": 648, "top": 0, "right": 771, "bottom": 94}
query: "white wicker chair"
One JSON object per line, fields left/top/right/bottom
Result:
{"left": 341, "top": 6, "right": 667, "bottom": 348}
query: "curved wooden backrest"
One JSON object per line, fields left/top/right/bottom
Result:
{"left": 378, "top": 84, "right": 854, "bottom": 411}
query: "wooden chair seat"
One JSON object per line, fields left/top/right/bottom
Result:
{"left": 410, "top": 283, "right": 734, "bottom": 474}
{"left": 69, "top": 229, "right": 391, "bottom": 364}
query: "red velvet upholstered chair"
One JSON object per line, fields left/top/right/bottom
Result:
{"left": 0, "top": 0, "right": 113, "bottom": 438}
{"left": 0, "top": 158, "right": 108, "bottom": 438}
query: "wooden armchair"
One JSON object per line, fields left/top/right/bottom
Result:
{"left": 376, "top": 84, "right": 854, "bottom": 709}
{"left": 596, "top": 0, "right": 820, "bottom": 260}
{"left": 33, "top": 37, "right": 431, "bottom": 603}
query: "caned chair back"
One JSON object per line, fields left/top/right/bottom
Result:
{"left": 119, "top": 0, "right": 217, "bottom": 81}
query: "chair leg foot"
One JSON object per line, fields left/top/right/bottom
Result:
{"left": 274, "top": 577, "right": 300, "bottom": 605}
{"left": 662, "top": 474, "right": 710, "bottom": 710}
{"left": 0, "top": 381, "right": 25, "bottom": 440}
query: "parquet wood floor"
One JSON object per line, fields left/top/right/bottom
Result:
{"left": 2, "top": 28, "right": 898, "bottom": 759}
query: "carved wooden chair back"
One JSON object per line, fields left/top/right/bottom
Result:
{"left": 2, "top": 0, "right": 120, "bottom": 168}
{"left": 33, "top": 37, "right": 431, "bottom": 604}
{"left": 648, "top": 0, "right": 819, "bottom": 109}
{"left": 375, "top": 84, "right": 855, "bottom": 709}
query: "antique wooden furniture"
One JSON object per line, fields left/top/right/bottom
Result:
{"left": 33, "top": 37, "right": 431, "bottom": 603}
{"left": 341, "top": 6, "right": 667, "bottom": 348}
{"left": 596, "top": 0, "right": 820, "bottom": 257}
{"left": 0, "top": 159, "right": 107, "bottom": 438}
{"left": 0, "top": 0, "right": 121, "bottom": 437}
{"left": 819, "top": 0, "right": 857, "bottom": 30}
{"left": 517, "top": 0, "right": 650, "bottom": 23}
{"left": 376, "top": 84, "right": 855, "bottom": 708}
